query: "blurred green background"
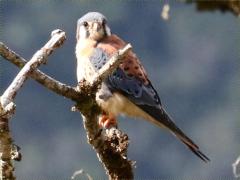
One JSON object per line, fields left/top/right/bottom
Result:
{"left": 0, "top": 1, "right": 239, "bottom": 179}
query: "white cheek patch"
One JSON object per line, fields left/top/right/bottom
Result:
{"left": 79, "top": 26, "right": 89, "bottom": 39}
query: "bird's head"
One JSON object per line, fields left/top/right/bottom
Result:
{"left": 76, "top": 12, "right": 111, "bottom": 41}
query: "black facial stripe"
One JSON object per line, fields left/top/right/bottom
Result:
{"left": 78, "top": 12, "right": 107, "bottom": 26}
{"left": 103, "top": 24, "right": 107, "bottom": 36}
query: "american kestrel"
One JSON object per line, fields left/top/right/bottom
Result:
{"left": 75, "top": 12, "right": 209, "bottom": 162}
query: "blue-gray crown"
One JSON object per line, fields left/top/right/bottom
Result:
{"left": 78, "top": 12, "right": 107, "bottom": 25}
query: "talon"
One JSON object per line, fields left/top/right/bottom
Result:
{"left": 98, "top": 114, "right": 108, "bottom": 128}
{"left": 98, "top": 113, "right": 117, "bottom": 129}
{"left": 103, "top": 117, "right": 117, "bottom": 128}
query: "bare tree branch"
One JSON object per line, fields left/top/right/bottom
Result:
{"left": 0, "top": 35, "right": 133, "bottom": 179}
{"left": 0, "top": 42, "right": 80, "bottom": 102}
{"left": 0, "top": 29, "right": 66, "bottom": 180}
{"left": 0, "top": 29, "right": 66, "bottom": 108}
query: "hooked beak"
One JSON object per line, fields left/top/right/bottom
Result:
{"left": 92, "top": 22, "right": 102, "bottom": 32}
{"left": 88, "top": 21, "right": 106, "bottom": 41}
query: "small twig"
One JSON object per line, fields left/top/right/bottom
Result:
{"left": 0, "top": 42, "right": 79, "bottom": 101}
{"left": 71, "top": 169, "right": 93, "bottom": 180}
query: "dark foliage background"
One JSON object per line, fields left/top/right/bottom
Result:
{"left": 0, "top": 1, "right": 239, "bottom": 179}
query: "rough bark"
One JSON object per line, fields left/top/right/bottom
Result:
{"left": 0, "top": 104, "right": 15, "bottom": 180}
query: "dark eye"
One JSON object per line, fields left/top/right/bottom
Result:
{"left": 83, "top": 21, "right": 88, "bottom": 27}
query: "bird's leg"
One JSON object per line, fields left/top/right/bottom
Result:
{"left": 98, "top": 112, "right": 108, "bottom": 127}
{"left": 98, "top": 111, "right": 118, "bottom": 128}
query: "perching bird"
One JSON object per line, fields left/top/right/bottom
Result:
{"left": 75, "top": 12, "right": 210, "bottom": 162}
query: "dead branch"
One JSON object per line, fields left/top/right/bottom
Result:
{"left": 0, "top": 42, "right": 80, "bottom": 102}
{"left": 0, "top": 29, "right": 66, "bottom": 180}
{"left": 0, "top": 29, "right": 66, "bottom": 108}
{"left": 0, "top": 34, "right": 133, "bottom": 179}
